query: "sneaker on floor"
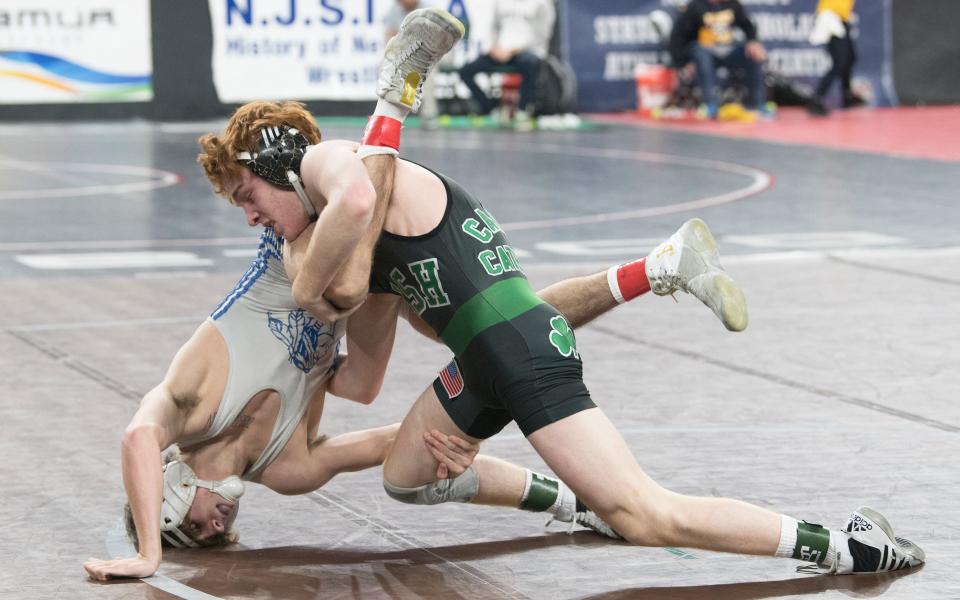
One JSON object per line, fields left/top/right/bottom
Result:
{"left": 842, "top": 93, "right": 868, "bottom": 109}
{"left": 646, "top": 218, "right": 748, "bottom": 331}
{"left": 799, "top": 507, "right": 925, "bottom": 575}
{"left": 513, "top": 109, "right": 535, "bottom": 132}
{"left": 378, "top": 8, "right": 464, "bottom": 111}
{"left": 807, "top": 96, "right": 830, "bottom": 117}
{"left": 489, "top": 106, "right": 512, "bottom": 128}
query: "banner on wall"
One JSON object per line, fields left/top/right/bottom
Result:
{"left": 208, "top": 0, "right": 499, "bottom": 103}
{"left": 562, "top": 0, "right": 895, "bottom": 113}
{"left": 0, "top": 1, "right": 153, "bottom": 104}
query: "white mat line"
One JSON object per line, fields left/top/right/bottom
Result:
{"left": 311, "top": 489, "right": 528, "bottom": 598}
{"left": 0, "top": 237, "right": 258, "bottom": 252}
{"left": 105, "top": 519, "right": 224, "bottom": 600}
{"left": 0, "top": 315, "right": 204, "bottom": 333}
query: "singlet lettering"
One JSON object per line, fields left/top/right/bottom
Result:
{"left": 390, "top": 258, "right": 451, "bottom": 315}
{"left": 461, "top": 208, "right": 502, "bottom": 243}
{"left": 478, "top": 245, "right": 522, "bottom": 276}
{"left": 461, "top": 208, "right": 522, "bottom": 277}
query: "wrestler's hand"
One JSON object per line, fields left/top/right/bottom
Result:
{"left": 84, "top": 554, "right": 158, "bottom": 581}
{"left": 424, "top": 429, "right": 479, "bottom": 479}
{"left": 305, "top": 293, "right": 364, "bottom": 324}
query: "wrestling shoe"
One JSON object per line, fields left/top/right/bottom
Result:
{"left": 646, "top": 218, "right": 748, "bottom": 332}
{"left": 797, "top": 507, "right": 925, "bottom": 575}
{"left": 573, "top": 510, "right": 623, "bottom": 540}
{"left": 545, "top": 494, "right": 622, "bottom": 540}
{"left": 378, "top": 8, "right": 464, "bottom": 111}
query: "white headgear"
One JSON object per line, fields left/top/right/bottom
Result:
{"left": 160, "top": 460, "right": 245, "bottom": 548}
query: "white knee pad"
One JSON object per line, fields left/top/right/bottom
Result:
{"left": 383, "top": 466, "right": 480, "bottom": 505}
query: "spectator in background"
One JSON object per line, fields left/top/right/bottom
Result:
{"left": 669, "top": 0, "right": 768, "bottom": 120}
{"left": 384, "top": 0, "right": 441, "bottom": 129}
{"left": 457, "top": 0, "right": 555, "bottom": 132}
{"left": 807, "top": 0, "right": 866, "bottom": 116}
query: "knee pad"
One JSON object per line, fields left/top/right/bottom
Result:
{"left": 383, "top": 466, "right": 480, "bottom": 505}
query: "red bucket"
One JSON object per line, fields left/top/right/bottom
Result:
{"left": 634, "top": 64, "right": 676, "bottom": 116}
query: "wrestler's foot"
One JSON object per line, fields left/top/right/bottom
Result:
{"left": 541, "top": 485, "right": 622, "bottom": 540}
{"left": 646, "top": 218, "right": 748, "bottom": 332}
{"left": 546, "top": 497, "right": 622, "bottom": 540}
{"left": 798, "top": 507, "right": 925, "bottom": 575}
{"left": 379, "top": 8, "right": 464, "bottom": 111}
{"left": 574, "top": 510, "right": 623, "bottom": 539}
{"left": 546, "top": 510, "right": 622, "bottom": 540}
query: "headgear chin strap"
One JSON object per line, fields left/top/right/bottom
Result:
{"left": 236, "top": 125, "right": 318, "bottom": 222}
{"left": 159, "top": 460, "right": 245, "bottom": 549}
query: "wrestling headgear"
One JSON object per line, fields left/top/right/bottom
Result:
{"left": 236, "top": 125, "right": 318, "bottom": 221}
{"left": 160, "top": 460, "right": 245, "bottom": 548}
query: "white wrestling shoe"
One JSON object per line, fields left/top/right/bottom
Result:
{"left": 546, "top": 490, "right": 622, "bottom": 540}
{"left": 573, "top": 510, "right": 623, "bottom": 540}
{"left": 379, "top": 8, "right": 464, "bottom": 111}
{"left": 797, "top": 507, "right": 925, "bottom": 575}
{"left": 646, "top": 218, "right": 748, "bottom": 332}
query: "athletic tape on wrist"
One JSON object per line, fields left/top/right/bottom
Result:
{"left": 607, "top": 265, "right": 626, "bottom": 304}
{"left": 357, "top": 144, "right": 399, "bottom": 160}
{"left": 361, "top": 115, "right": 401, "bottom": 151}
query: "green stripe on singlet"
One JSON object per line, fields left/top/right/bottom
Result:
{"left": 440, "top": 278, "right": 544, "bottom": 356}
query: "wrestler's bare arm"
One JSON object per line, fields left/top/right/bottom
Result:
{"left": 327, "top": 293, "right": 401, "bottom": 404}
{"left": 84, "top": 383, "right": 189, "bottom": 580}
{"left": 257, "top": 424, "right": 400, "bottom": 495}
{"left": 325, "top": 151, "right": 397, "bottom": 310}
{"left": 260, "top": 421, "right": 479, "bottom": 495}
{"left": 291, "top": 143, "right": 380, "bottom": 321}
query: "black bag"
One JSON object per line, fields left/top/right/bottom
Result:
{"left": 765, "top": 72, "right": 813, "bottom": 106}
{"left": 534, "top": 55, "right": 578, "bottom": 116}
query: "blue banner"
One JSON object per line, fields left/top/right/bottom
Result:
{"left": 561, "top": 0, "right": 895, "bottom": 113}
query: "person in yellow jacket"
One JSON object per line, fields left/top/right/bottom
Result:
{"left": 808, "top": 0, "right": 866, "bottom": 115}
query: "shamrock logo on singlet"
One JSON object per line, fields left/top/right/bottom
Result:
{"left": 548, "top": 315, "right": 579, "bottom": 360}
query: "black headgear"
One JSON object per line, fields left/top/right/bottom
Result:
{"left": 236, "top": 125, "right": 317, "bottom": 221}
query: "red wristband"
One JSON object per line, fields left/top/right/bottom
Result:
{"left": 361, "top": 116, "right": 401, "bottom": 151}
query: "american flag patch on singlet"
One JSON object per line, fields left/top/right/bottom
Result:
{"left": 438, "top": 360, "right": 464, "bottom": 398}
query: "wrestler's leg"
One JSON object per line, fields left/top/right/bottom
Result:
{"left": 526, "top": 407, "right": 924, "bottom": 573}
{"left": 383, "top": 386, "right": 610, "bottom": 532}
{"left": 538, "top": 219, "right": 748, "bottom": 331}
{"left": 527, "top": 407, "right": 780, "bottom": 553}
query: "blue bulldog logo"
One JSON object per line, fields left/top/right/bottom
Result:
{"left": 267, "top": 310, "right": 334, "bottom": 373}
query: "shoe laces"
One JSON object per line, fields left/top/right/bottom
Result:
{"left": 795, "top": 551, "right": 839, "bottom": 575}
{"left": 544, "top": 515, "right": 578, "bottom": 535}
{"left": 796, "top": 563, "right": 829, "bottom": 575}
{"left": 390, "top": 39, "right": 425, "bottom": 74}
{"left": 646, "top": 264, "right": 683, "bottom": 296}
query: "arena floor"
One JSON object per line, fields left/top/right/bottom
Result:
{"left": 1, "top": 108, "right": 958, "bottom": 599}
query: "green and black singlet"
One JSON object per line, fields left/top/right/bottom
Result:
{"left": 369, "top": 168, "right": 594, "bottom": 438}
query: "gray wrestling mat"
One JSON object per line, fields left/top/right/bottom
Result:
{"left": 0, "top": 120, "right": 958, "bottom": 598}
